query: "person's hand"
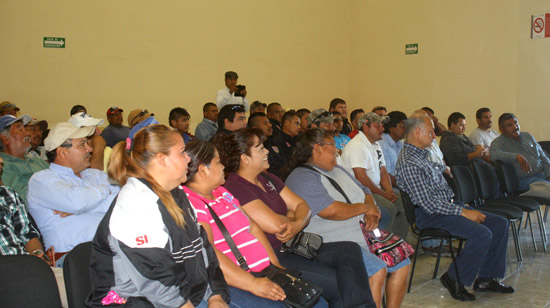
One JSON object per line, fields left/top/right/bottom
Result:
{"left": 516, "top": 154, "right": 532, "bottom": 173}
{"left": 53, "top": 210, "right": 73, "bottom": 217}
{"left": 240, "top": 89, "right": 247, "bottom": 97}
{"left": 276, "top": 220, "right": 302, "bottom": 243}
{"left": 444, "top": 166, "right": 453, "bottom": 178}
{"left": 252, "top": 277, "right": 286, "bottom": 301}
{"left": 363, "top": 214, "right": 379, "bottom": 231}
{"left": 365, "top": 203, "right": 381, "bottom": 219}
{"left": 461, "top": 209, "right": 486, "bottom": 223}
{"left": 472, "top": 147, "right": 486, "bottom": 158}
{"left": 228, "top": 84, "right": 237, "bottom": 94}
{"left": 381, "top": 190, "right": 397, "bottom": 202}
{"left": 207, "top": 295, "right": 228, "bottom": 308}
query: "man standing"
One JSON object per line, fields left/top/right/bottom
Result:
{"left": 469, "top": 107, "right": 499, "bottom": 148}
{"left": 379, "top": 111, "right": 407, "bottom": 186}
{"left": 27, "top": 122, "right": 120, "bottom": 265}
{"left": 195, "top": 102, "right": 219, "bottom": 141}
{"left": 396, "top": 113, "right": 512, "bottom": 301}
{"left": 329, "top": 98, "right": 352, "bottom": 135}
{"left": 216, "top": 71, "right": 249, "bottom": 111}
{"left": 341, "top": 112, "right": 408, "bottom": 239}
{"left": 490, "top": 113, "right": 550, "bottom": 191}
{"left": 101, "top": 106, "right": 131, "bottom": 148}
{"left": 0, "top": 115, "right": 49, "bottom": 204}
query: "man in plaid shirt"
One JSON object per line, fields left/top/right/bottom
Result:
{"left": 395, "top": 113, "right": 513, "bottom": 301}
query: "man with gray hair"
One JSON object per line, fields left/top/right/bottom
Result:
{"left": 396, "top": 113, "right": 512, "bottom": 301}
{"left": 341, "top": 112, "right": 409, "bottom": 239}
{"left": 27, "top": 121, "right": 120, "bottom": 266}
{"left": 0, "top": 115, "right": 49, "bottom": 204}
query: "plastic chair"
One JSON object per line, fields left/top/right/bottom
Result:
{"left": 0, "top": 255, "right": 62, "bottom": 308}
{"left": 399, "top": 189, "right": 464, "bottom": 293}
{"left": 450, "top": 164, "right": 523, "bottom": 261}
{"left": 63, "top": 242, "right": 93, "bottom": 308}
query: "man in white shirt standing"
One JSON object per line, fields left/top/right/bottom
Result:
{"left": 216, "top": 71, "right": 249, "bottom": 112}
{"left": 341, "top": 112, "right": 409, "bottom": 239}
{"left": 469, "top": 107, "right": 499, "bottom": 148}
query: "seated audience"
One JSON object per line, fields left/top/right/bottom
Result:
{"left": 271, "top": 111, "right": 301, "bottom": 176}
{"left": 379, "top": 111, "right": 407, "bottom": 186}
{"left": 329, "top": 98, "right": 352, "bottom": 135}
{"left": 469, "top": 107, "right": 499, "bottom": 148}
{"left": 0, "top": 101, "right": 20, "bottom": 116}
{"left": 215, "top": 128, "right": 376, "bottom": 308}
{"left": 214, "top": 104, "right": 247, "bottom": 138}
{"left": 101, "top": 106, "right": 131, "bottom": 148}
{"left": 396, "top": 113, "right": 513, "bottom": 301}
{"left": 27, "top": 121, "right": 120, "bottom": 266}
{"left": 248, "top": 112, "right": 284, "bottom": 177}
{"left": 183, "top": 141, "right": 327, "bottom": 307}
{"left": 169, "top": 107, "right": 195, "bottom": 143}
{"left": 332, "top": 111, "right": 351, "bottom": 151}
{"left": 296, "top": 108, "right": 311, "bottom": 133}
{"left": 490, "top": 113, "right": 550, "bottom": 191}
{"left": 250, "top": 100, "right": 267, "bottom": 114}
{"left": 341, "top": 113, "right": 408, "bottom": 239}
{"left": 87, "top": 125, "right": 229, "bottom": 307}
{"left": 348, "top": 108, "right": 365, "bottom": 139}
{"left": 285, "top": 128, "right": 409, "bottom": 308}
{"left": 371, "top": 106, "right": 387, "bottom": 117}
{"left": 267, "top": 102, "right": 284, "bottom": 136}
{"left": 440, "top": 112, "right": 489, "bottom": 166}
{"left": 70, "top": 104, "right": 87, "bottom": 116}
{"left": 25, "top": 118, "right": 48, "bottom": 161}
{"left": 421, "top": 107, "right": 446, "bottom": 136}
{"left": 0, "top": 114, "right": 49, "bottom": 204}
{"left": 195, "top": 102, "right": 219, "bottom": 141}
{"left": 217, "top": 70, "right": 249, "bottom": 111}
{"left": 68, "top": 112, "right": 107, "bottom": 171}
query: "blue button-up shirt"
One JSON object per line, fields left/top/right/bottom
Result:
{"left": 27, "top": 164, "right": 120, "bottom": 252}
{"left": 395, "top": 143, "right": 463, "bottom": 216}
{"left": 379, "top": 133, "right": 403, "bottom": 176}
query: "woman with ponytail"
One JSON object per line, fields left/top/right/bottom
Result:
{"left": 87, "top": 124, "right": 229, "bottom": 308}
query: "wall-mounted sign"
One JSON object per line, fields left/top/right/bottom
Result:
{"left": 531, "top": 14, "right": 550, "bottom": 39}
{"left": 405, "top": 43, "right": 418, "bottom": 55}
{"left": 44, "top": 37, "right": 65, "bottom": 48}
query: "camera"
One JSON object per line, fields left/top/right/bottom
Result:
{"left": 235, "top": 84, "right": 246, "bottom": 97}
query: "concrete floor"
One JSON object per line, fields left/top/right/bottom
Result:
{"left": 401, "top": 211, "right": 550, "bottom": 308}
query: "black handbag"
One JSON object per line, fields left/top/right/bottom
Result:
{"left": 202, "top": 200, "right": 323, "bottom": 308}
{"left": 281, "top": 232, "right": 323, "bottom": 259}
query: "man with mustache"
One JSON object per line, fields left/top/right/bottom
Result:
{"left": 469, "top": 108, "right": 499, "bottom": 148}
{"left": 490, "top": 113, "right": 550, "bottom": 191}
{"left": 27, "top": 121, "right": 120, "bottom": 267}
{"left": 0, "top": 115, "right": 49, "bottom": 205}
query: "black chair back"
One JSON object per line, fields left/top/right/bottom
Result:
{"left": 443, "top": 172, "right": 459, "bottom": 200}
{"left": 0, "top": 255, "right": 62, "bottom": 308}
{"left": 471, "top": 161, "right": 499, "bottom": 200}
{"left": 399, "top": 189, "right": 417, "bottom": 233}
{"left": 450, "top": 165, "right": 479, "bottom": 204}
{"left": 539, "top": 141, "right": 550, "bottom": 158}
{"left": 63, "top": 242, "right": 93, "bottom": 308}
{"left": 495, "top": 161, "right": 520, "bottom": 195}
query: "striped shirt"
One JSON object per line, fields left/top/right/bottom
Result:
{"left": 395, "top": 142, "right": 463, "bottom": 216}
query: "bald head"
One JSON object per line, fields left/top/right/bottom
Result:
{"left": 404, "top": 113, "right": 435, "bottom": 149}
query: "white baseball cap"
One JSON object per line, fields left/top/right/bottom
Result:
{"left": 68, "top": 112, "right": 104, "bottom": 128}
{"left": 44, "top": 122, "right": 95, "bottom": 151}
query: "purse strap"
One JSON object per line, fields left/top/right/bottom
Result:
{"left": 300, "top": 165, "right": 351, "bottom": 203}
{"left": 201, "top": 200, "right": 250, "bottom": 271}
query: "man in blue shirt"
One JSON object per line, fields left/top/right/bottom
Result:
{"left": 195, "top": 102, "right": 219, "bottom": 141}
{"left": 395, "top": 113, "right": 513, "bottom": 301}
{"left": 27, "top": 121, "right": 120, "bottom": 266}
{"left": 379, "top": 111, "right": 407, "bottom": 187}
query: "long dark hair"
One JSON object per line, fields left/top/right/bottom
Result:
{"left": 282, "top": 128, "right": 334, "bottom": 180}
{"left": 184, "top": 140, "right": 217, "bottom": 184}
{"left": 108, "top": 124, "right": 186, "bottom": 228}
{"left": 213, "top": 128, "right": 264, "bottom": 176}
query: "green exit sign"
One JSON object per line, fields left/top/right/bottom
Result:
{"left": 44, "top": 37, "right": 65, "bottom": 48}
{"left": 405, "top": 43, "right": 418, "bottom": 55}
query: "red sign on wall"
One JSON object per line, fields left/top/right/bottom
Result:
{"left": 532, "top": 14, "right": 550, "bottom": 39}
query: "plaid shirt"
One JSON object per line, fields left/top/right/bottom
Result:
{"left": 395, "top": 142, "right": 463, "bottom": 216}
{"left": 0, "top": 186, "right": 40, "bottom": 255}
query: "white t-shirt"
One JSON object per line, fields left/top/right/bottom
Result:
{"left": 469, "top": 128, "right": 499, "bottom": 148}
{"left": 341, "top": 131, "right": 385, "bottom": 188}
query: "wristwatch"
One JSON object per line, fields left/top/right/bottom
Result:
{"left": 31, "top": 249, "right": 44, "bottom": 256}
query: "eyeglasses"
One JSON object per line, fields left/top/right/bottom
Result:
{"left": 317, "top": 142, "right": 336, "bottom": 147}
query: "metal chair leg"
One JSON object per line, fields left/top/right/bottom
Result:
{"left": 544, "top": 205, "right": 548, "bottom": 223}
{"left": 536, "top": 208, "right": 547, "bottom": 251}
{"left": 432, "top": 238, "right": 444, "bottom": 279}
{"left": 407, "top": 236, "right": 422, "bottom": 293}
{"left": 447, "top": 235, "right": 461, "bottom": 285}
{"left": 510, "top": 220, "right": 522, "bottom": 262}
{"left": 528, "top": 214, "right": 537, "bottom": 251}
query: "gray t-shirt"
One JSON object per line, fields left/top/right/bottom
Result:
{"left": 285, "top": 165, "right": 371, "bottom": 249}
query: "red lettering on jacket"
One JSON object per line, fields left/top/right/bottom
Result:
{"left": 136, "top": 235, "right": 149, "bottom": 245}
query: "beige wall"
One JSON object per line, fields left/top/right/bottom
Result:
{"left": 1, "top": 1, "right": 549, "bottom": 140}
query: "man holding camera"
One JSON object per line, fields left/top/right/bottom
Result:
{"left": 216, "top": 71, "right": 249, "bottom": 112}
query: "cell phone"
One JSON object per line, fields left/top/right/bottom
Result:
{"left": 373, "top": 228, "right": 381, "bottom": 238}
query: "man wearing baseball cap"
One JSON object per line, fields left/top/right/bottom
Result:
{"left": 27, "top": 122, "right": 120, "bottom": 266}
{"left": 101, "top": 107, "right": 130, "bottom": 148}
{"left": 216, "top": 70, "right": 249, "bottom": 112}
{"left": 0, "top": 115, "right": 49, "bottom": 204}
{"left": 25, "top": 118, "right": 49, "bottom": 161}
{"left": 0, "top": 101, "right": 20, "bottom": 116}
